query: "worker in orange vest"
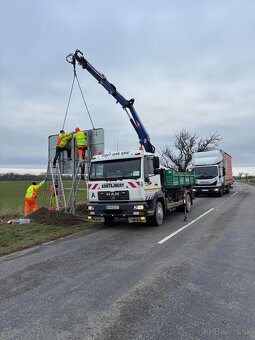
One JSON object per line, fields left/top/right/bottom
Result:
{"left": 24, "top": 179, "right": 46, "bottom": 216}
{"left": 53, "top": 130, "right": 73, "bottom": 166}
{"left": 73, "top": 127, "right": 87, "bottom": 160}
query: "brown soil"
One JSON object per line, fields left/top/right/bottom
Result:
{"left": 75, "top": 204, "right": 87, "bottom": 216}
{"left": 28, "top": 207, "right": 87, "bottom": 227}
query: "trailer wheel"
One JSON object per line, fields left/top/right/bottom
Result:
{"left": 151, "top": 201, "right": 164, "bottom": 226}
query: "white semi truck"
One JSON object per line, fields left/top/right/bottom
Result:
{"left": 192, "top": 150, "right": 233, "bottom": 196}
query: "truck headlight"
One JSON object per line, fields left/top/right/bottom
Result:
{"left": 134, "top": 205, "right": 144, "bottom": 210}
{"left": 88, "top": 206, "right": 94, "bottom": 211}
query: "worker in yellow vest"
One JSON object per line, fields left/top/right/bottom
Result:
{"left": 53, "top": 130, "right": 73, "bottom": 166}
{"left": 24, "top": 179, "right": 46, "bottom": 216}
{"left": 49, "top": 183, "right": 58, "bottom": 211}
{"left": 73, "top": 127, "right": 87, "bottom": 160}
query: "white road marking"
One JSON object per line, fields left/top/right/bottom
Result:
{"left": 158, "top": 208, "right": 215, "bottom": 245}
{"left": 231, "top": 192, "right": 238, "bottom": 198}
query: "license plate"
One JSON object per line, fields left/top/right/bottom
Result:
{"left": 202, "top": 189, "right": 209, "bottom": 191}
{"left": 106, "top": 205, "right": 120, "bottom": 210}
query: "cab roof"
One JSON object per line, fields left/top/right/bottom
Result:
{"left": 91, "top": 150, "right": 154, "bottom": 162}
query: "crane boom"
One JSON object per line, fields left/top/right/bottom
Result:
{"left": 66, "top": 49, "right": 155, "bottom": 153}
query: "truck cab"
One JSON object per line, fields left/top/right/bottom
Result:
{"left": 192, "top": 150, "right": 233, "bottom": 196}
{"left": 87, "top": 150, "right": 162, "bottom": 224}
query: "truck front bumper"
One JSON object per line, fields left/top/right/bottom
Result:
{"left": 87, "top": 201, "right": 153, "bottom": 223}
{"left": 193, "top": 186, "right": 222, "bottom": 194}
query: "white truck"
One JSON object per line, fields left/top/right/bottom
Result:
{"left": 87, "top": 150, "right": 195, "bottom": 225}
{"left": 192, "top": 149, "right": 233, "bottom": 196}
{"left": 67, "top": 50, "right": 195, "bottom": 225}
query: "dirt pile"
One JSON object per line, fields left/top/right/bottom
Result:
{"left": 28, "top": 207, "right": 87, "bottom": 227}
{"left": 75, "top": 204, "right": 87, "bottom": 216}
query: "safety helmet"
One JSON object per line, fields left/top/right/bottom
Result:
{"left": 75, "top": 127, "right": 80, "bottom": 132}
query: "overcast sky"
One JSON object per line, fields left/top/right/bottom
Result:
{"left": 0, "top": 0, "right": 254, "bottom": 175}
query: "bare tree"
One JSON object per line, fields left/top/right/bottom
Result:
{"left": 244, "top": 172, "right": 249, "bottom": 179}
{"left": 238, "top": 172, "right": 244, "bottom": 179}
{"left": 160, "top": 129, "right": 222, "bottom": 171}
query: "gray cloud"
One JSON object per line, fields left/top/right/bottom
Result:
{"left": 0, "top": 0, "right": 254, "bottom": 174}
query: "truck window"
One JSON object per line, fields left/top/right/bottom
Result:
{"left": 89, "top": 158, "right": 141, "bottom": 181}
{"left": 194, "top": 166, "right": 218, "bottom": 179}
{"left": 144, "top": 157, "right": 154, "bottom": 178}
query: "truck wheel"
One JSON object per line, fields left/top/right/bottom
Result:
{"left": 218, "top": 188, "right": 223, "bottom": 197}
{"left": 104, "top": 216, "right": 114, "bottom": 224}
{"left": 225, "top": 186, "right": 230, "bottom": 194}
{"left": 151, "top": 201, "right": 164, "bottom": 226}
{"left": 177, "top": 194, "right": 191, "bottom": 212}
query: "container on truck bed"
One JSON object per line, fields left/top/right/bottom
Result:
{"left": 192, "top": 149, "right": 233, "bottom": 196}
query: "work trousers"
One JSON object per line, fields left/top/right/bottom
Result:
{"left": 77, "top": 145, "right": 87, "bottom": 159}
{"left": 53, "top": 146, "right": 71, "bottom": 165}
{"left": 24, "top": 197, "right": 37, "bottom": 216}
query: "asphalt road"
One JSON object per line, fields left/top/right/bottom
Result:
{"left": 0, "top": 182, "right": 255, "bottom": 340}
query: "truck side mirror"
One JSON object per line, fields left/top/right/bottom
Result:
{"left": 153, "top": 156, "right": 160, "bottom": 169}
{"left": 223, "top": 167, "right": 226, "bottom": 176}
{"left": 145, "top": 176, "right": 150, "bottom": 183}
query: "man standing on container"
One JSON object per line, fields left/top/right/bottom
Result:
{"left": 53, "top": 130, "right": 73, "bottom": 166}
{"left": 24, "top": 179, "right": 46, "bottom": 216}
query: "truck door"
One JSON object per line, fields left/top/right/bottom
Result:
{"left": 144, "top": 156, "right": 161, "bottom": 200}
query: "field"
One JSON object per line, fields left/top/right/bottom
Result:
{"left": 239, "top": 178, "right": 255, "bottom": 186}
{"left": 0, "top": 181, "right": 93, "bottom": 256}
{"left": 0, "top": 180, "right": 88, "bottom": 213}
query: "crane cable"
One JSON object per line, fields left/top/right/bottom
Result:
{"left": 62, "top": 60, "right": 95, "bottom": 130}
{"left": 62, "top": 73, "right": 75, "bottom": 130}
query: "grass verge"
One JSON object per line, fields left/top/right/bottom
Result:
{"left": 0, "top": 221, "right": 97, "bottom": 257}
{"left": 239, "top": 179, "right": 255, "bottom": 186}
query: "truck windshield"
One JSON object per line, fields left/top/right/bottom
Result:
{"left": 194, "top": 166, "right": 218, "bottom": 179}
{"left": 89, "top": 158, "right": 141, "bottom": 181}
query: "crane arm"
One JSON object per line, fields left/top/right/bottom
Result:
{"left": 66, "top": 49, "right": 155, "bottom": 153}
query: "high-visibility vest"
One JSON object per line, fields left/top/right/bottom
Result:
{"left": 25, "top": 180, "right": 45, "bottom": 199}
{"left": 73, "top": 131, "right": 87, "bottom": 147}
{"left": 56, "top": 132, "right": 72, "bottom": 148}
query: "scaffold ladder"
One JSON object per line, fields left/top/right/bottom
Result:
{"left": 66, "top": 159, "right": 87, "bottom": 214}
{"left": 49, "top": 161, "right": 66, "bottom": 211}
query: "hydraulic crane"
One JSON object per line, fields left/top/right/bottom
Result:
{"left": 66, "top": 49, "right": 155, "bottom": 153}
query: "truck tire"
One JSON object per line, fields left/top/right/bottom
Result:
{"left": 177, "top": 194, "right": 191, "bottom": 212}
{"left": 218, "top": 187, "right": 223, "bottom": 197}
{"left": 151, "top": 201, "right": 164, "bottom": 226}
